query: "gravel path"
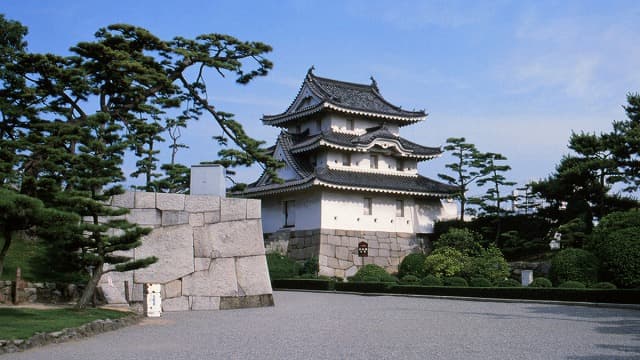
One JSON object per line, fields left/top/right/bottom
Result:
{"left": 4, "top": 291, "right": 640, "bottom": 360}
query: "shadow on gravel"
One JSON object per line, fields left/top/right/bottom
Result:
{"left": 527, "top": 305, "right": 640, "bottom": 359}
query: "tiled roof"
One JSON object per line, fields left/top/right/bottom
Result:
{"left": 315, "top": 168, "right": 457, "bottom": 195}
{"left": 289, "top": 126, "right": 441, "bottom": 158}
{"left": 263, "top": 68, "right": 426, "bottom": 125}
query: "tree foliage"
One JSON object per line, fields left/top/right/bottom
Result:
{"left": 438, "top": 137, "right": 486, "bottom": 221}
{"left": 0, "top": 16, "right": 279, "bottom": 307}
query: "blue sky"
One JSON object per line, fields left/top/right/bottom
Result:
{"left": 3, "top": 1, "right": 640, "bottom": 195}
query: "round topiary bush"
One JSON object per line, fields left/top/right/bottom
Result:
{"left": 592, "top": 222, "right": 640, "bottom": 288}
{"left": 463, "top": 246, "right": 510, "bottom": 283}
{"left": 494, "top": 278, "right": 521, "bottom": 287}
{"left": 266, "top": 253, "right": 301, "bottom": 279}
{"left": 398, "top": 253, "right": 427, "bottom": 278}
{"left": 590, "top": 282, "right": 617, "bottom": 289}
{"left": 469, "top": 277, "right": 493, "bottom": 287}
{"left": 400, "top": 275, "right": 420, "bottom": 284}
{"left": 424, "top": 247, "right": 469, "bottom": 278}
{"left": 349, "top": 264, "right": 397, "bottom": 283}
{"left": 421, "top": 275, "right": 443, "bottom": 286}
{"left": 528, "top": 277, "right": 553, "bottom": 288}
{"left": 444, "top": 276, "right": 468, "bottom": 287}
{"left": 549, "top": 248, "right": 599, "bottom": 286}
{"left": 558, "top": 280, "right": 586, "bottom": 289}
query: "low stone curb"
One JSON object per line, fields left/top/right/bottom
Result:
{"left": 0, "top": 312, "right": 141, "bottom": 355}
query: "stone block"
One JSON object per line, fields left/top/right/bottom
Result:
{"left": 327, "top": 257, "right": 340, "bottom": 269}
{"left": 204, "top": 211, "right": 221, "bottom": 224}
{"left": 319, "top": 244, "right": 335, "bottom": 257}
{"left": 163, "top": 279, "right": 182, "bottom": 299}
{"left": 363, "top": 257, "right": 374, "bottom": 265}
{"left": 318, "top": 265, "right": 335, "bottom": 277}
{"left": 368, "top": 248, "right": 379, "bottom": 257}
{"left": 156, "top": 193, "right": 185, "bottom": 211}
{"left": 328, "top": 235, "right": 341, "bottom": 246}
{"left": 338, "top": 260, "right": 353, "bottom": 270}
{"left": 185, "top": 195, "right": 220, "bottom": 213}
{"left": 221, "top": 198, "right": 247, "bottom": 222}
{"left": 246, "top": 199, "right": 261, "bottom": 219}
{"left": 111, "top": 192, "right": 135, "bottom": 208}
{"left": 193, "top": 219, "right": 265, "bottom": 258}
{"left": 194, "top": 257, "right": 211, "bottom": 272}
{"left": 134, "top": 192, "right": 156, "bottom": 209}
{"left": 367, "top": 240, "right": 379, "bottom": 249}
{"left": 132, "top": 283, "right": 144, "bottom": 302}
{"left": 322, "top": 229, "right": 335, "bottom": 235}
{"left": 335, "top": 230, "right": 346, "bottom": 236}
{"left": 182, "top": 258, "right": 238, "bottom": 297}
{"left": 376, "top": 231, "right": 390, "bottom": 238}
{"left": 99, "top": 284, "right": 127, "bottom": 305}
{"left": 335, "top": 246, "right": 350, "bottom": 261}
{"left": 374, "top": 257, "right": 390, "bottom": 267}
{"left": 133, "top": 224, "right": 194, "bottom": 284}
{"left": 126, "top": 209, "right": 161, "bottom": 226}
{"left": 318, "top": 255, "right": 328, "bottom": 266}
{"left": 189, "top": 213, "right": 204, "bottom": 227}
{"left": 219, "top": 294, "right": 274, "bottom": 310}
{"left": 161, "top": 211, "right": 190, "bottom": 226}
{"left": 378, "top": 248, "right": 390, "bottom": 257}
{"left": 191, "top": 296, "right": 220, "bottom": 310}
{"left": 235, "top": 256, "right": 273, "bottom": 296}
{"left": 335, "top": 269, "right": 345, "bottom": 278}
{"left": 162, "top": 296, "right": 189, "bottom": 312}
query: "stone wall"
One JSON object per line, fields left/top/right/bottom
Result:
{"left": 264, "top": 228, "right": 421, "bottom": 278}
{"left": 0, "top": 280, "right": 81, "bottom": 305}
{"left": 99, "top": 192, "right": 273, "bottom": 312}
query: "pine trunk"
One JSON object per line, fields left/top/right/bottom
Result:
{"left": 75, "top": 263, "right": 104, "bottom": 309}
{"left": 0, "top": 229, "right": 12, "bottom": 278}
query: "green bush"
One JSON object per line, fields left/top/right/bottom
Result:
{"left": 424, "top": 247, "right": 469, "bottom": 278}
{"left": 528, "top": 277, "right": 553, "bottom": 288}
{"left": 266, "top": 253, "right": 301, "bottom": 279}
{"left": 494, "top": 278, "right": 521, "bottom": 287}
{"left": 463, "top": 246, "right": 510, "bottom": 283}
{"left": 400, "top": 275, "right": 420, "bottom": 284}
{"left": 398, "top": 253, "right": 427, "bottom": 278}
{"left": 349, "top": 264, "right": 397, "bottom": 283}
{"left": 549, "top": 248, "right": 599, "bottom": 286}
{"left": 599, "top": 228, "right": 640, "bottom": 288}
{"left": 590, "top": 282, "right": 617, "bottom": 289}
{"left": 421, "top": 275, "right": 443, "bottom": 286}
{"left": 469, "top": 277, "right": 493, "bottom": 287}
{"left": 444, "top": 276, "right": 468, "bottom": 287}
{"left": 435, "top": 228, "right": 482, "bottom": 255}
{"left": 558, "top": 280, "right": 586, "bottom": 289}
{"left": 302, "top": 256, "right": 319, "bottom": 276}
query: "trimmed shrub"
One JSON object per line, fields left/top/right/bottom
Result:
{"left": 400, "top": 275, "right": 420, "bottom": 284}
{"left": 421, "top": 275, "right": 443, "bottom": 286}
{"left": 528, "top": 277, "right": 553, "bottom": 288}
{"left": 558, "top": 281, "right": 587, "bottom": 289}
{"left": 398, "top": 253, "right": 427, "bottom": 278}
{"left": 435, "top": 228, "right": 482, "bottom": 255}
{"left": 463, "top": 246, "right": 510, "bottom": 283}
{"left": 349, "top": 264, "right": 397, "bottom": 283}
{"left": 549, "top": 248, "right": 599, "bottom": 286}
{"left": 424, "top": 247, "right": 469, "bottom": 278}
{"left": 494, "top": 278, "right": 521, "bottom": 287}
{"left": 266, "top": 253, "right": 301, "bottom": 279}
{"left": 444, "top": 276, "right": 468, "bottom": 287}
{"left": 594, "top": 227, "right": 640, "bottom": 288}
{"left": 590, "top": 282, "right": 617, "bottom": 290}
{"left": 302, "top": 256, "right": 319, "bottom": 276}
{"left": 469, "top": 277, "right": 493, "bottom": 287}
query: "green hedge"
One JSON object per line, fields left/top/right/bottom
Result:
{"left": 271, "top": 279, "right": 334, "bottom": 291}
{"left": 334, "top": 281, "right": 395, "bottom": 293}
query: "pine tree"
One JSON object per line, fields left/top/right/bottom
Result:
{"left": 438, "top": 137, "right": 486, "bottom": 221}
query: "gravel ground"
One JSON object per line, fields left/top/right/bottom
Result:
{"left": 4, "top": 291, "right": 640, "bottom": 360}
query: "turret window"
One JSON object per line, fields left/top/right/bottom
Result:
{"left": 396, "top": 200, "right": 404, "bottom": 217}
{"left": 342, "top": 153, "right": 351, "bottom": 166}
{"left": 363, "top": 197, "right": 372, "bottom": 215}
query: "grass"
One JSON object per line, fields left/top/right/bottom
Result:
{"left": 0, "top": 307, "right": 130, "bottom": 340}
{"left": 0, "top": 234, "right": 47, "bottom": 281}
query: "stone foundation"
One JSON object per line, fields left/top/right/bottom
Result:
{"left": 265, "top": 228, "right": 421, "bottom": 278}
{"left": 99, "top": 192, "right": 273, "bottom": 312}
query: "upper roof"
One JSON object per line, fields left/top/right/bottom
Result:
{"left": 263, "top": 67, "right": 427, "bottom": 127}
{"left": 289, "top": 125, "right": 442, "bottom": 159}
